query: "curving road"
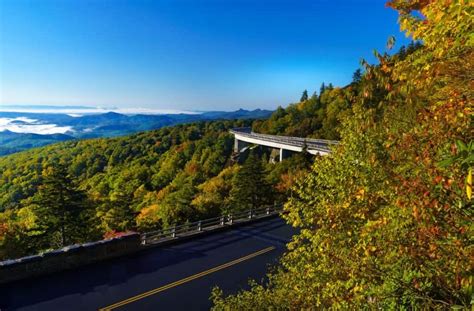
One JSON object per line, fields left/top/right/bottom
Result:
{"left": 0, "top": 217, "right": 295, "bottom": 311}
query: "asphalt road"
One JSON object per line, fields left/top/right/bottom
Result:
{"left": 0, "top": 217, "right": 295, "bottom": 311}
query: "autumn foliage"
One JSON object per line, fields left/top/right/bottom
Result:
{"left": 212, "top": 0, "right": 473, "bottom": 308}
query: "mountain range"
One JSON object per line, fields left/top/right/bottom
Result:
{"left": 0, "top": 109, "right": 272, "bottom": 156}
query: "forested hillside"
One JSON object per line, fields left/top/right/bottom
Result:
{"left": 0, "top": 63, "right": 369, "bottom": 258}
{"left": 253, "top": 82, "right": 351, "bottom": 139}
{"left": 0, "top": 42, "right": 422, "bottom": 260}
{"left": 0, "top": 1, "right": 471, "bottom": 308}
{"left": 0, "top": 131, "right": 74, "bottom": 156}
{"left": 0, "top": 117, "right": 314, "bottom": 259}
{"left": 213, "top": 0, "right": 473, "bottom": 309}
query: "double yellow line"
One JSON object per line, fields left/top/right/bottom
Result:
{"left": 99, "top": 246, "right": 276, "bottom": 311}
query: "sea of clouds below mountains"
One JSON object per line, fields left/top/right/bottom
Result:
{"left": 0, "top": 117, "right": 73, "bottom": 135}
{"left": 0, "top": 106, "right": 199, "bottom": 135}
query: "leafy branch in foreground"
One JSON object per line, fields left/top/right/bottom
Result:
{"left": 212, "top": 0, "right": 473, "bottom": 309}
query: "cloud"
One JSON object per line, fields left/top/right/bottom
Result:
{"left": 0, "top": 117, "right": 72, "bottom": 135}
{"left": 0, "top": 105, "right": 200, "bottom": 115}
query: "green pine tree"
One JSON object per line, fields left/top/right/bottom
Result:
{"left": 33, "top": 163, "right": 87, "bottom": 248}
{"left": 229, "top": 151, "right": 273, "bottom": 212}
{"left": 352, "top": 68, "right": 362, "bottom": 84}
{"left": 300, "top": 89, "right": 309, "bottom": 102}
{"left": 319, "top": 82, "right": 326, "bottom": 96}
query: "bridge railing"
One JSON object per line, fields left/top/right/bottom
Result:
{"left": 230, "top": 128, "right": 339, "bottom": 152}
{"left": 141, "top": 205, "right": 284, "bottom": 245}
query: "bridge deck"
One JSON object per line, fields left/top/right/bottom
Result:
{"left": 230, "top": 127, "right": 338, "bottom": 154}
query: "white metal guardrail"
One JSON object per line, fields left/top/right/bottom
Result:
{"left": 141, "top": 205, "right": 283, "bottom": 245}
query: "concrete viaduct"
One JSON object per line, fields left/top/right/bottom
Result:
{"left": 230, "top": 127, "right": 339, "bottom": 161}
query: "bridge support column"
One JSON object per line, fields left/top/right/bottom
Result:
{"left": 279, "top": 148, "right": 291, "bottom": 162}
{"left": 234, "top": 139, "right": 249, "bottom": 153}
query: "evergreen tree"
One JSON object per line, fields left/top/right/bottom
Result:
{"left": 33, "top": 163, "right": 86, "bottom": 248}
{"left": 300, "top": 89, "right": 309, "bottom": 102}
{"left": 352, "top": 68, "right": 362, "bottom": 84}
{"left": 319, "top": 82, "right": 326, "bottom": 96}
{"left": 229, "top": 151, "right": 273, "bottom": 212}
{"left": 398, "top": 45, "right": 407, "bottom": 59}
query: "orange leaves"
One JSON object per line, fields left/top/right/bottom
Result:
{"left": 137, "top": 204, "right": 160, "bottom": 217}
{"left": 413, "top": 206, "right": 420, "bottom": 220}
{"left": 0, "top": 222, "right": 8, "bottom": 236}
{"left": 427, "top": 225, "right": 441, "bottom": 236}
{"left": 156, "top": 187, "right": 170, "bottom": 200}
{"left": 184, "top": 162, "right": 200, "bottom": 175}
{"left": 381, "top": 64, "right": 390, "bottom": 73}
{"left": 364, "top": 245, "right": 378, "bottom": 257}
{"left": 355, "top": 188, "right": 365, "bottom": 200}
{"left": 103, "top": 230, "right": 135, "bottom": 240}
{"left": 413, "top": 278, "right": 421, "bottom": 290}
{"left": 444, "top": 178, "right": 454, "bottom": 190}
{"left": 276, "top": 173, "right": 294, "bottom": 193}
{"left": 175, "top": 142, "right": 189, "bottom": 153}
{"left": 136, "top": 204, "right": 161, "bottom": 231}
{"left": 212, "top": 1, "right": 472, "bottom": 307}
{"left": 276, "top": 170, "right": 306, "bottom": 193}
{"left": 386, "top": 0, "right": 431, "bottom": 12}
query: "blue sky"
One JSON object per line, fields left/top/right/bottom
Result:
{"left": 0, "top": 0, "right": 410, "bottom": 111}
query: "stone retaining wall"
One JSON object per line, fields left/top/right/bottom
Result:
{"left": 0, "top": 213, "right": 283, "bottom": 285}
{"left": 0, "top": 232, "right": 141, "bottom": 285}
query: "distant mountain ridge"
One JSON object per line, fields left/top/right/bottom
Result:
{"left": 0, "top": 109, "right": 273, "bottom": 155}
{"left": 0, "top": 130, "right": 74, "bottom": 156}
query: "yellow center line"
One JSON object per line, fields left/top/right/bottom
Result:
{"left": 98, "top": 246, "right": 276, "bottom": 311}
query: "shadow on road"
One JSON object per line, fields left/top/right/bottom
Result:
{"left": 0, "top": 218, "right": 292, "bottom": 310}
